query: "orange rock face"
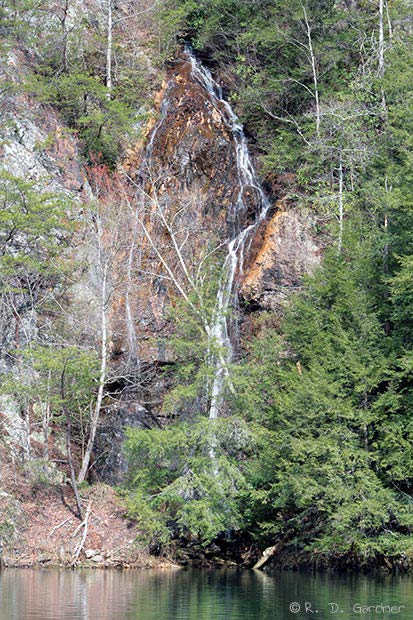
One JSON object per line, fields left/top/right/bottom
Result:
{"left": 113, "top": 52, "right": 323, "bottom": 367}
{"left": 117, "top": 53, "right": 262, "bottom": 364}
{"left": 241, "top": 203, "right": 322, "bottom": 311}
{"left": 128, "top": 56, "right": 244, "bottom": 232}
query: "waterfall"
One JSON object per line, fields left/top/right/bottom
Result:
{"left": 185, "top": 48, "right": 272, "bottom": 420}
{"left": 138, "top": 47, "right": 272, "bottom": 422}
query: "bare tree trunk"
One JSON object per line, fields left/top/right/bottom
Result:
{"left": 61, "top": 365, "right": 83, "bottom": 520}
{"left": 105, "top": 0, "right": 113, "bottom": 96}
{"left": 61, "top": 0, "right": 69, "bottom": 73}
{"left": 66, "top": 413, "right": 84, "bottom": 519}
{"left": 378, "top": 0, "right": 385, "bottom": 76}
{"left": 303, "top": 5, "right": 320, "bottom": 139}
{"left": 378, "top": 0, "right": 387, "bottom": 117}
{"left": 385, "top": 0, "right": 392, "bottom": 40}
{"left": 71, "top": 502, "right": 91, "bottom": 564}
{"left": 338, "top": 141, "right": 344, "bottom": 252}
{"left": 42, "top": 405, "right": 50, "bottom": 461}
{"left": 77, "top": 262, "right": 108, "bottom": 484}
{"left": 41, "top": 370, "right": 52, "bottom": 461}
{"left": 20, "top": 406, "right": 31, "bottom": 463}
{"left": 12, "top": 305, "right": 31, "bottom": 462}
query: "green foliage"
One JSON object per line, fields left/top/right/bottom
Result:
{"left": 141, "top": 2, "right": 413, "bottom": 563}
{"left": 0, "top": 172, "right": 71, "bottom": 286}
{"left": 1, "top": 344, "right": 100, "bottom": 440}
{"left": 0, "top": 497, "right": 23, "bottom": 543}
{"left": 29, "top": 345, "right": 99, "bottom": 411}
{"left": 125, "top": 219, "right": 413, "bottom": 560}
{"left": 3, "top": 0, "right": 413, "bottom": 569}
{"left": 0, "top": 173, "right": 97, "bottom": 448}
{"left": 125, "top": 417, "right": 255, "bottom": 546}
{"left": 123, "top": 7, "right": 413, "bottom": 552}
{"left": 1, "top": 0, "right": 153, "bottom": 167}
{"left": 158, "top": 0, "right": 409, "bottom": 242}
{"left": 24, "top": 73, "right": 141, "bottom": 167}
{"left": 230, "top": 227, "right": 413, "bottom": 560}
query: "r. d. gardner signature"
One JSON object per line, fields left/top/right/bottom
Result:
{"left": 289, "top": 601, "right": 406, "bottom": 614}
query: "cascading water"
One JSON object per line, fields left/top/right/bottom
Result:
{"left": 185, "top": 48, "right": 272, "bottom": 420}
{"left": 138, "top": 47, "right": 272, "bottom": 423}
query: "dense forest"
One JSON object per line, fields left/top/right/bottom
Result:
{"left": 1, "top": 0, "right": 413, "bottom": 571}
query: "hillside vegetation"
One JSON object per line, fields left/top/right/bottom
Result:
{"left": 1, "top": 0, "right": 413, "bottom": 570}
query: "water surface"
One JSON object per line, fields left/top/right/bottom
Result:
{"left": 1, "top": 567, "right": 413, "bottom": 620}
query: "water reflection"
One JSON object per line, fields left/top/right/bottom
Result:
{"left": 1, "top": 567, "right": 413, "bottom": 620}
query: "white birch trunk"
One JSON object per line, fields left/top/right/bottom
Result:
{"left": 77, "top": 261, "right": 108, "bottom": 484}
{"left": 303, "top": 6, "right": 320, "bottom": 139}
{"left": 378, "top": 0, "right": 387, "bottom": 116}
{"left": 105, "top": 0, "right": 113, "bottom": 96}
{"left": 378, "top": 0, "right": 385, "bottom": 77}
{"left": 338, "top": 142, "right": 344, "bottom": 252}
{"left": 41, "top": 370, "right": 52, "bottom": 461}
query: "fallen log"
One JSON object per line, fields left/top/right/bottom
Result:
{"left": 253, "top": 544, "right": 278, "bottom": 570}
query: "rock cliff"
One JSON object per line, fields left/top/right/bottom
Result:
{"left": 0, "top": 44, "right": 322, "bottom": 482}
{"left": 115, "top": 50, "right": 322, "bottom": 365}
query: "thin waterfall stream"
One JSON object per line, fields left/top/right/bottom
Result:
{"left": 138, "top": 47, "right": 272, "bottom": 423}
{"left": 185, "top": 48, "right": 272, "bottom": 420}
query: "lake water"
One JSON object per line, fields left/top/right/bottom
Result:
{"left": 1, "top": 567, "right": 412, "bottom": 620}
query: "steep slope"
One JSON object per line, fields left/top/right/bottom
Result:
{"left": 96, "top": 48, "right": 323, "bottom": 481}
{"left": 0, "top": 38, "right": 322, "bottom": 564}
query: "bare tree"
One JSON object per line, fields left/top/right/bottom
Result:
{"left": 123, "top": 169, "right": 225, "bottom": 334}
{"left": 315, "top": 102, "right": 378, "bottom": 249}
{"left": 377, "top": 0, "right": 388, "bottom": 118}
{"left": 61, "top": 360, "right": 84, "bottom": 518}
{"left": 302, "top": 4, "right": 321, "bottom": 139}
{"left": 103, "top": 0, "right": 159, "bottom": 97}
{"left": 378, "top": 0, "right": 385, "bottom": 77}
{"left": 77, "top": 223, "right": 109, "bottom": 483}
{"left": 76, "top": 168, "right": 125, "bottom": 483}
{"left": 127, "top": 167, "right": 239, "bottom": 424}
{"left": 105, "top": 0, "right": 113, "bottom": 94}
{"left": 40, "top": 370, "right": 52, "bottom": 460}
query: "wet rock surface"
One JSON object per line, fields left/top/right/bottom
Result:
{"left": 0, "top": 45, "right": 323, "bottom": 489}
{"left": 96, "top": 51, "right": 323, "bottom": 480}
{"left": 118, "top": 53, "right": 323, "bottom": 374}
{"left": 241, "top": 204, "right": 322, "bottom": 311}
